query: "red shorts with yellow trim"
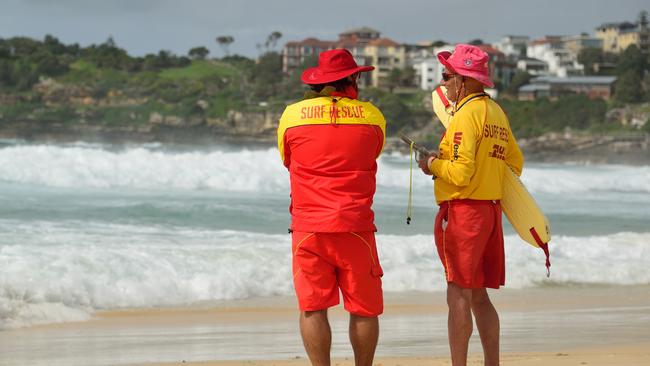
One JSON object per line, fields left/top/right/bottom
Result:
{"left": 291, "top": 231, "right": 383, "bottom": 317}
{"left": 434, "top": 199, "right": 505, "bottom": 289}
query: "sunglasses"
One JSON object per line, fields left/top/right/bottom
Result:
{"left": 442, "top": 72, "right": 456, "bottom": 82}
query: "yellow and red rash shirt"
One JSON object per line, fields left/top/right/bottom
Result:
{"left": 429, "top": 92, "right": 524, "bottom": 204}
{"left": 278, "top": 96, "right": 386, "bottom": 232}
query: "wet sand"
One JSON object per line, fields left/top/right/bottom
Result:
{"left": 0, "top": 285, "right": 649, "bottom": 366}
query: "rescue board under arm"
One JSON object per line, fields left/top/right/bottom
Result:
{"left": 432, "top": 86, "right": 551, "bottom": 276}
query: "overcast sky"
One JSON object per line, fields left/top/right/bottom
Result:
{"left": 1, "top": 0, "right": 647, "bottom": 58}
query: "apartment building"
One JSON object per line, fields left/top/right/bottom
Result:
{"left": 494, "top": 35, "right": 530, "bottom": 59}
{"left": 282, "top": 38, "right": 335, "bottom": 73}
{"left": 477, "top": 44, "right": 517, "bottom": 88}
{"left": 562, "top": 34, "right": 603, "bottom": 57}
{"left": 596, "top": 15, "right": 649, "bottom": 54}
{"left": 411, "top": 45, "right": 453, "bottom": 90}
{"left": 517, "top": 58, "right": 549, "bottom": 76}
{"left": 364, "top": 38, "right": 406, "bottom": 87}
{"left": 281, "top": 27, "right": 405, "bottom": 88}
{"left": 527, "top": 36, "right": 584, "bottom": 77}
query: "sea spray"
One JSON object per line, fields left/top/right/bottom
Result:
{"left": 0, "top": 144, "right": 648, "bottom": 194}
{"left": 1, "top": 142, "right": 649, "bottom": 329}
{"left": 1, "top": 222, "right": 649, "bottom": 329}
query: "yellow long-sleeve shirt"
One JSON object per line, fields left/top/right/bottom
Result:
{"left": 429, "top": 92, "right": 524, "bottom": 204}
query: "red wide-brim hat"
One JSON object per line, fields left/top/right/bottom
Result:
{"left": 302, "top": 49, "right": 374, "bottom": 84}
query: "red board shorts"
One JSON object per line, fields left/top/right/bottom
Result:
{"left": 434, "top": 199, "right": 505, "bottom": 289}
{"left": 291, "top": 231, "right": 384, "bottom": 317}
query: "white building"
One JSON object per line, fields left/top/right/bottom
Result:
{"left": 412, "top": 45, "right": 453, "bottom": 90}
{"left": 527, "top": 37, "right": 584, "bottom": 77}
{"left": 517, "top": 58, "right": 549, "bottom": 76}
{"left": 413, "top": 58, "right": 439, "bottom": 90}
{"left": 494, "top": 35, "right": 530, "bottom": 59}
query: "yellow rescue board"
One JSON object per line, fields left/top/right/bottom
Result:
{"left": 431, "top": 86, "right": 551, "bottom": 263}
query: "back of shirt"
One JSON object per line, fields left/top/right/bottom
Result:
{"left": 430, "top": 93, "right": 524, "bottom": 203}
{"left": 278, "top": 97, "right": 386, "bottom": 232}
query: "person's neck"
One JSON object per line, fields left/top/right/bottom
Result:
{"left": 459, "top": 87, "right": 485, "bottom": 100}
{"left": 452, "top": 87, "right": 487, "bottom": 113}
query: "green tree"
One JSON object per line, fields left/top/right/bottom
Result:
{"left": 82, "top": 39, "right": 132, "bottom": 70}
{"left": 43, "top": 34, "right": 67, "bottom": 55}
{"left": 5, "top": 37, "right": 41, "bottom": 57}
{"left": 12, "top": 59, "right": 38, "bottom": 91}
{"left": 638, "top": 10, "right": 648, "bottom": 29}
{"left": 249, "top": 51, "right": 283, "bottom": 100}
{"left": 0, "top": 43, "right": 9, "bottom": 59}
{"left": 617, "top": 45, "right": 647, "bottom": 77}
{"left": 400, "top": 67, "right": 416, "bottom": 87}
{"left": 387, "top": 67, "right": 416, "bottom": 91}
{"left": 188, "top": 46, "right": 210, "bottom": 60}
{"left": 505, "top": 70, "right": 531, "bottom": 96}
{"left": 615, "top": 70, "right": 644, "bottom": 103}
{"left": 31, "top": 49, "right": 68, "bottom": 76}
{"left": 365, "top": 88, "right": 412, "bottom": 134}
{"left": 265, "top": 31, "right": 283, "bottom": 52}
{"left": 578, "top": 48, "right": 603, "bottom": 75}
{"left": 614, "top": 45, "right": 647, "bottom": 103}
{"left": 500, "top": 95, "right": 607, "bottom": 137}
{"left": 281, "top": 54, "right": 318, "bottom": 98}
{"left": 216, "top": 36, "right": 234, "bottom": 56}
{"left": 387, "top": 68, "right": 403, "bottom": 92}
{"left": 0, "top": 60, "right": 12, "bottom": 86}
{"left": 642, "top": 118, "right": 650, "bottom": 133}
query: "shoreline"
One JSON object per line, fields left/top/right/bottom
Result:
{"left": 2, "top": 285, "right": 649, "bottom": 366}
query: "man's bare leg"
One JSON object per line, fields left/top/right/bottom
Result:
{"left": 349, "top": 314, "right": 379, "bottom": 366}
{"left": 447, "top": 283, "right": 473, "bottom": 366}
{"left": 300, "top": 310, "right": 331, "bottom": 366}
{"left": 471, "top": 288, "right": 500, "bottom": 366}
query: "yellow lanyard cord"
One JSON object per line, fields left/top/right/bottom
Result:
{"left": 407, "top": 141, "right": 414, "bottom": 225}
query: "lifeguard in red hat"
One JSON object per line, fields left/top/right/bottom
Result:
{"left": 418, "top": 44, "right": 524, "bottom": 366}
{"left": 277, "top": 48, "right": 387, "bottom": 366}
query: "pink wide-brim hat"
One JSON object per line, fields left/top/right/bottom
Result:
{"left": 437, "top": 44, "right": 494, "bottom": 88}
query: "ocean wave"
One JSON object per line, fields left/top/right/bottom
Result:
{"left": 0, "top": 144, "right": 648, "bottom": 194}
{"left": 520, "top": 164, "right": 650, "bottom": 194}
{"left": 0, "top": 144, "right": 288, "bottom": 192}
{"left": 1, "top": 222, "right": 649, "bottom": 329}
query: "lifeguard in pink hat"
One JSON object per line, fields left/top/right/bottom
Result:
{"left": 418, "top": 44, "right": 525, "bottom": 366}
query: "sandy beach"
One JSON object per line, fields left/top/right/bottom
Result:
{"left": 145, "top": 344, "right": 650, "bottom": 366}
{"left": 1, "top": 285, "right": 649, "bottom": 366}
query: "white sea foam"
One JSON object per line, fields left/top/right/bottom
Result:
{"left": 1, "top": 144, "right": 649, "bottom": 194}
{"left": 1, "top": 220, "right": 649, "bottom": 329}
{"left": 0, "top": 145, "right": 288, "bottom": 192}
{"left": 520, "top": 164, "right": 650, "bottom": 194}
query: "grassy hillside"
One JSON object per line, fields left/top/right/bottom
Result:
{"left": 0, "top": 35, "right": 647, "bottom": 138}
